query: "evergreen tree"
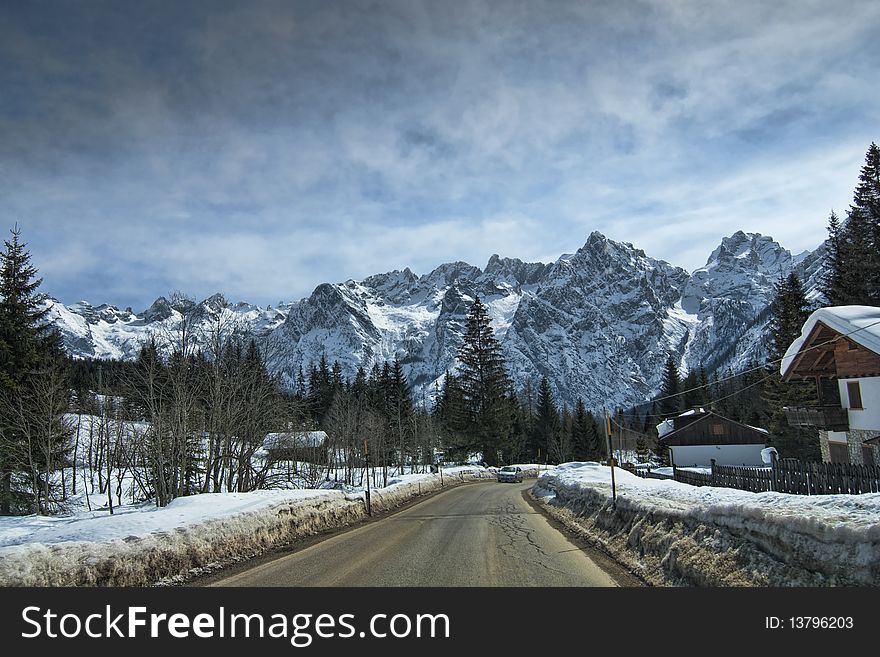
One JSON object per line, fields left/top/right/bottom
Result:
{"left": 681, "top": 370, "right": 703, "bottom": 409}
{"left": 760, "top": 273, "right": 821, "bottom": 461}
{"left": 658, "top": 354, "right": 682, "bottom": 418}
{"left": 386, "top": 357, "right": 413, "bottom": 470}
{"left": 434, "top": 371, "right": 466, "bottom": 462}
{"left": 571, "top": 400, "right": 591, "bottom": 461}
{"left": 454, "top": 296, "right": 513, "bottom": 466}
{"left": 853, "top": 142, "right": 880, "bottom": 302}
{"left": 0, "top": 226, "right": 55, "bottom": 389}
{"left": 352, "top": 366, "right": 368, "bottom": 401}
{"left": 821, "top": 211, "right": 847, "bottom": 303}
{"left": 306, "top": 354, "right": 334, "bottom": 425}
{"left": 0, "top": 226, "right": 68, "bottom": 514}
{"left": 768, "top": 273, "right": 810, "bottom": 361}
{"left": 531, "top": 376, "right": 558, "bottom": 463}
{"left": 762, "top": 271, "right": 819, "bottom": 461}
{"left": 823, "top": 143, "right": 880, "bottom": 305}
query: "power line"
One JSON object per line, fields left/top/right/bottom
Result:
{"left": 612, "top": 370, "right": 776, "bottom": 426}
{"left": 629, "top": 316, "right": 880, "bottom": 414}
{"left": 606, "top": 315, "right": 880, "bottom": 423}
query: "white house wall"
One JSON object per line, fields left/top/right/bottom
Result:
{"left": 826, "top": 430, "right": 848, "bottom": 444}
{"left": 670, "top": 444, "right": 767, "bottom": 467}
{"left": 839, "top": 377, "right": 880, "bottom": 431}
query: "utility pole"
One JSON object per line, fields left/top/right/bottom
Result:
{"left": 363, "top": 439, "right": 372, "bottom": 516}
{"left": 604, "top": 409, "right": 616, "bottom": 508}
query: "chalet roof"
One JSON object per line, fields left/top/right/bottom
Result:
{"left": 780, "top": 305, "right": 880, "bottom": 380}
{"left": 658, "top": 410, "right": 769, "bottom": 446}
{"left": 656, "top": 408, "right": 706, "bottom": 438}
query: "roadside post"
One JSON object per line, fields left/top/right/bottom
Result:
{"left": 363, "top": 439, "right": 372, "bottom": 516}
{"left": 605, "top": 411, "right": 617, "bottom": 508}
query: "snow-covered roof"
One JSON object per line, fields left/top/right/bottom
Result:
{"left": 656, "top": 408, "right": 708, "bottom": 437}
{"left": 780, "top": 305, "right": 880, "bottom": 378}
{"left": 656, "top": 418, "right": 674, "bottom": 438}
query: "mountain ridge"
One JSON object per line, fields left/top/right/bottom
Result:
{"left": 46, "top": 230, "right": 827, "bottom": 411}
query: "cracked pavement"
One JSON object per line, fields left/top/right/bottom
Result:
{"left": 210, "top": 481, "right": 618, "bottom": 587}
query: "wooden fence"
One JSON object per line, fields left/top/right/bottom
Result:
{"left": 772, "top": 460, "right": 880, "bottom": 495}
{"left": 712, "top": 465, "right": 775, "bottom": 493}
{"left": 670, "top": 460, "right": 880, "bottom": 495}
{"left": 671, "top": 469, "right": 712, "bottom": 487}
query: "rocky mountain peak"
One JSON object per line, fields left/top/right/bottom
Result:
{"left": 141, "top": 296, "right": 172, "bottom": 323}
{"left": 705, "top": 231, "right": 790, "bottom": 276}
{"left": 49, "top": 229, "right": 828, "bottom": 411}
{"left": 482, "top": 254, "right": 548, "bottom": 287}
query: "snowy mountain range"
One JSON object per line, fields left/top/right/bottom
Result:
{"left": 46, "top": 230, "right": 827, "bottom": 411}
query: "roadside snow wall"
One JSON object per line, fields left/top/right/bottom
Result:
{"left": 0, "top": 469, "right": 489, "bottom": 587}
{"left": 533, "top": 462, "right": 880, "bottom": 586}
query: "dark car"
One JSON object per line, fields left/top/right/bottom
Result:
{"left": 496, "top": 466, "right": 523, "bottom": 483}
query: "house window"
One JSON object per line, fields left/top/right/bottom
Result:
{"left": 847, "top": 381, "right": 863, "bottom": 410}
{"left": 711, "top": 423, "right": 724, "bottom": 436}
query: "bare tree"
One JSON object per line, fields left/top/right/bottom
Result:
{"left": 0, "top": 358, "right": 73, "bottom": 515}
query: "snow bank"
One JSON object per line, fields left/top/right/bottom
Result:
{"left": 0, "top": 467, "right": 491, "bottom": 586}
{"left": 533, "top": 462, "right": 880, "bottom": 586}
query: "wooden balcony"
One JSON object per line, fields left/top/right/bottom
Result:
{"left": 783, "top": 406, "right": 849, "bottom": 432}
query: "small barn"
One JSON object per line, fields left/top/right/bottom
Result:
{"left": 657, "top": 409, "right": 770, "bottom": 467}
{"left": 262, "top": 431, "right": 328, "bottom": 464}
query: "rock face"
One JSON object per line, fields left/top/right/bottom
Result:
{"left": 49, "top": 230, "right": 827, "bottom": 410}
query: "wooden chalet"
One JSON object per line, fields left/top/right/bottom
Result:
{"left": 780, "top": 306, "right": 880, "bottom": 465}
{"left": 658, "top": 409, "right": 769, "bottom": 467}
{"left": 262, "top": 431, "right": 328, "bottom": 464}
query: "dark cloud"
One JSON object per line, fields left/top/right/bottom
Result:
{"left": 1, "top": 0, "right": 878, "bottom": 309}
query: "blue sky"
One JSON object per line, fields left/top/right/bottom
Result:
{"left": 2, "top": 0, "right": 878, "bottom": 310}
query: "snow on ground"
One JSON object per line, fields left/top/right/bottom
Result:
{"left": 0, "top": 466, "right": 493, "bottom": 586}
{"left": 534, "top": 462, "right": 880, "bottom": 586}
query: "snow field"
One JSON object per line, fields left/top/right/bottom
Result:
{"left": 533, "top": 462, "right": 880, "bottom": 586}
{"left": 0, "top": 467, "right": 492, "bottom": 587}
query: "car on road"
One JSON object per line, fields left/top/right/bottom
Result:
{"left": 496, "top": 466, "right": 523, "bottom": 483}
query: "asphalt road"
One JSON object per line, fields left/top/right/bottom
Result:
{"left": 209, "top": 481, "right": 623, "bottom": 587}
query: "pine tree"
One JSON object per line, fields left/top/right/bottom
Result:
{"left": 531, "top": 376, "right": 558, "bottom": 463}
{"left": 762, "top": 272, "right": 819, "bottom": 461}
{"left": 821, "top": 211, "right": 847, "bottom": 303}
{"left": 768, "top": 273, "right": 810, "bottom": 361}
{"left": 386, "top": 357, "right": 413, "bottom": 470}
{"left": 0, "top": 226, "right": 54, "bottom": 389}
{"left": 681, "top": 370, "right": 703, "bottom": 409}
{"left": 571, "top": 399, "right": 591, "bottom": 461}
{"left": 306, "top": 354, "right": 334, "bottom": 425}
{"left": 658, "top": 354, "right": 682, "bottom": 418}
{"left": 454, "top": 296, "right": 512, "bottom": 466}
{"left": 823, "top": 143, "right": 880, "bottom": 305}
{"left": 849, "top": 143, "right": 880, "bottom": 302}
{"left": 0, "top": 226, "right": 68, "bottom": 514}
{"left": 434, "top": 371, "right": 467, "bottom": 461}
